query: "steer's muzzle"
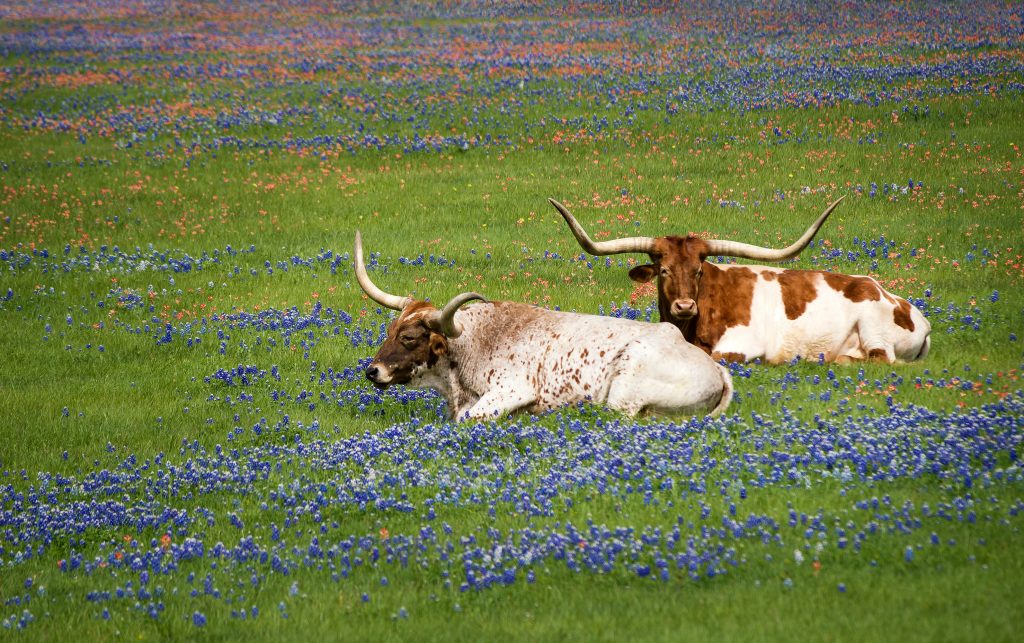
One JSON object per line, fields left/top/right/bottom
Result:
{"left": 669, "top": 298, "right": 698, "bottom": 320}
{"left": 365, "top": 363, "right": 390, "bottom": 389}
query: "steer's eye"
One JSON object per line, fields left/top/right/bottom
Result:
{"left": 399, "top": 333, "right": 418, "bottom": 346}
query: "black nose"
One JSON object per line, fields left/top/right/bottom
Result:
{"left": 365, "top": 366, "right": 379, "bottom": 381}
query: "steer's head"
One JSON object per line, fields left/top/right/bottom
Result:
{"left": 353, "top": 231, "right": 486, "bottom": 389}
{"left": 548, "top": 196, "right": 845, "bottom": 325}
{"left": 365, "top": 300, "right": 450, "bottom": 388}
{"left": 626, "top": 235, "right": 710, "bottom": 323}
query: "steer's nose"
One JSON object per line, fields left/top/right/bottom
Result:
{"left": 365, "top": 365, "right": 381, "bottom": 382}
{"left": 670, "top": 298, "right": 698, "bottom": 319}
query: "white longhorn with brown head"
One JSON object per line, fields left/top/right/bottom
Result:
{"left": 354, "top": 231, "right": 733, "bottom": 421}
{"left": 549, "top": 197, "right": 931, "bottom": 364}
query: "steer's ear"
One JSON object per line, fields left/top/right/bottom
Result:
{"left": 428, "top": 333, "right": 448, "bottom": 357}
{"left": 628, "top": 264, "right": 657, "bottom": 283}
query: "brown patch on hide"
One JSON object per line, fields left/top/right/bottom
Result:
{"left": 776, "top": 270, "right": 820, "bottom": 320}
{"left": 823, "top": 272, "right": 881, "bottom": 303}
{"left": 691, "top": 264, "right": 756, "bottom": 354}
{"left": 712, "top": 351, "right": 748, "bottom": 363}
{"left": 893, "top": 298, "right": 916, "bottom": 332}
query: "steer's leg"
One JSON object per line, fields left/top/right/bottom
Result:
{"left": 858, "top": 331, "right": 896, "bottom": 363}
{"left": 607, "top": 370, "right": 718, "bottom": 417}
{"left": 865, "top": 346, "right": 896, "bottom": 363}
{"left": 460, "top": 385, "right": 536, "bottom": 421}
{"left": 832, "top": 330, "right": 864, "bottom": 363}
{"left": 607, "top": 333, "right": 726, "bottom": 417}
{"left": 856, "top": 313, "right": 898, "bottom": 363}
{"left": 604, "top": 382, "right": 644, "bottom": 416}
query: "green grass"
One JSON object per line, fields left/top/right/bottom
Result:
{"left": 1, "top": 7, "right": 1023, "bottom": 640}
{"left": 2, "top": 101, "right": 1022, "bottom": 638}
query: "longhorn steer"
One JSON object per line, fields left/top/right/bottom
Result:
{"left": 354, "top": 232, "right": 733, "bottom": 421}
{"left": 549, "top": 197, "right": 931, "bottom": 364}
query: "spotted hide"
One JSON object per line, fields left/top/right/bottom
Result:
{"left": 355, "top": 232, "right": 733, "bottom": 421}
{"left": 550, "top": 197, "right": 931, "bottom": 364}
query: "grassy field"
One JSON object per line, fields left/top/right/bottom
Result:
{"left": 1, "top": 2, "right": 1023, "bottom": 640}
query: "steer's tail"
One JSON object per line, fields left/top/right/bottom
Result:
{"left": 709, "top": 364, "right": 734, "bottom": 417}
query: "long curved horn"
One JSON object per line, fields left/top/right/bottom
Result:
{"left": 704, "top": 196, "right": 845, "bottom": 261}
{"left": 353, "top": 231, "right": 413, "bottom": 311}
{"left": 549, "top": 198, "right": 656, "bottom": 255}
{"left": 425, "top": 291, "right": 488, "bottom": 338}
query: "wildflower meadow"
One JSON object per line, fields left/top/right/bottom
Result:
{"left": 1, "top": 1, "right": 1023, "bottom": 640}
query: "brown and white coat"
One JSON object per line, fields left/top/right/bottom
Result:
{"left": 354, "top": 232, "right": 733, "bottom": 421}
{"left": 550, "top": 197, "right": 931, "bottom": 364}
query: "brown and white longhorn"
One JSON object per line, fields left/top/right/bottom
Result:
{"left": 354, "top": 231, "right": 733, "bottom": 421}
{"left": 549, "top": 197, "right": 930, "bottom": 364}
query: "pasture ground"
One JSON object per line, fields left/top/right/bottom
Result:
{"left": 1, "top": 2, "right": 1022, "bottom": 640}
